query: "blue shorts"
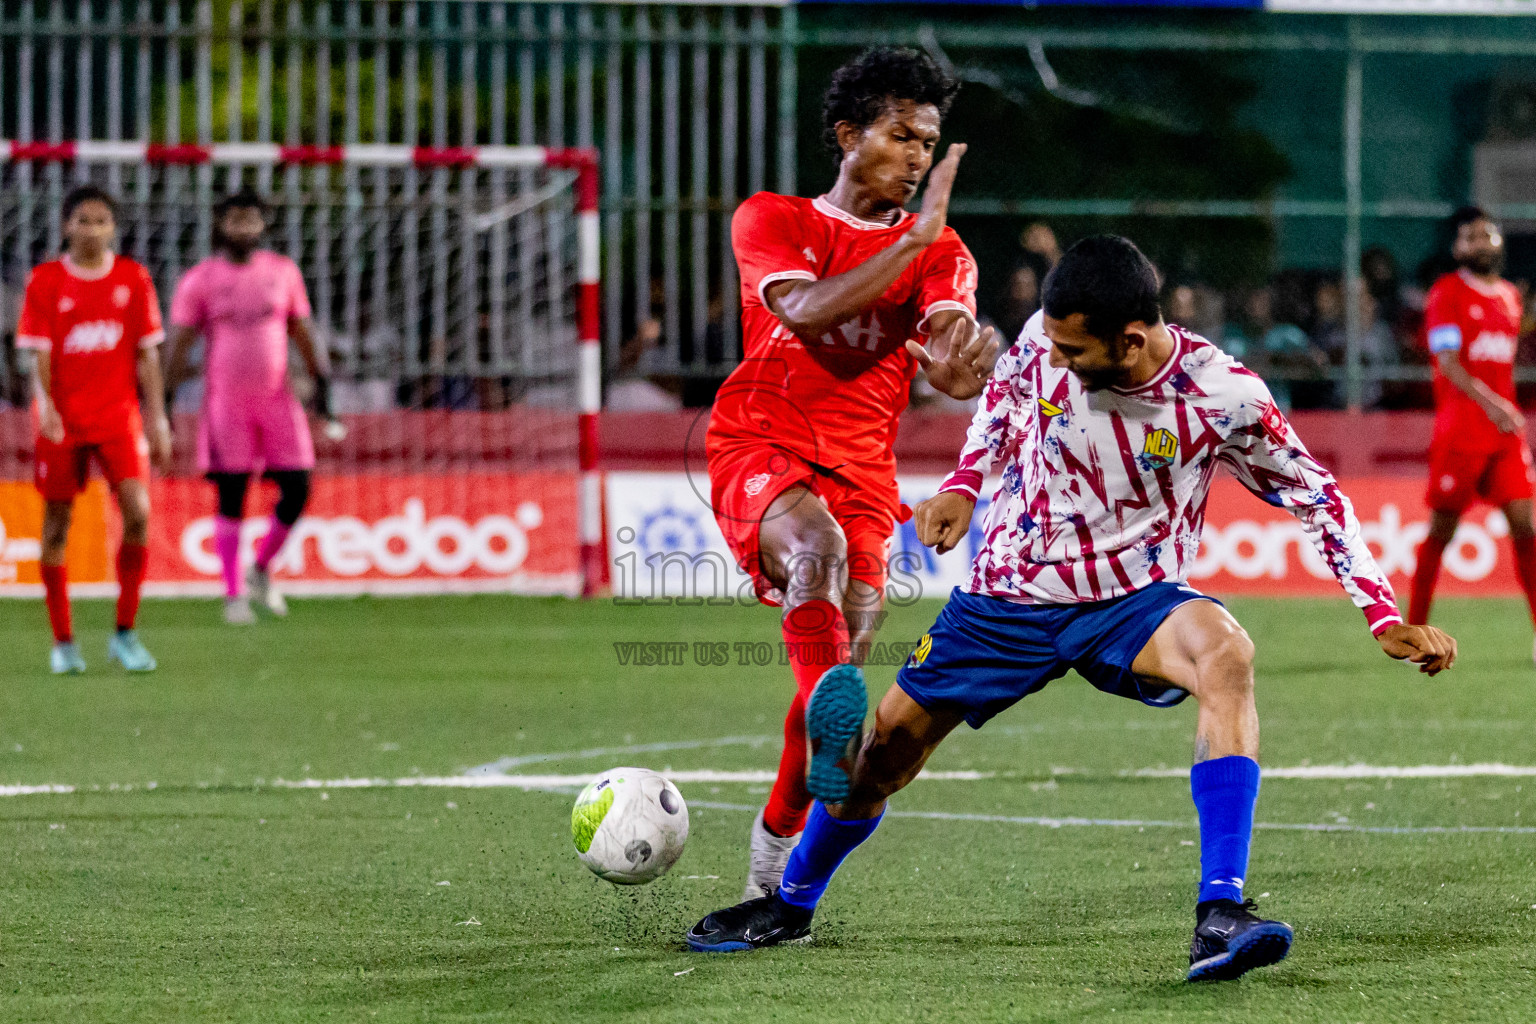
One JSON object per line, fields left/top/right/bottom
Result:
{"left": 896, "top": 584, "right": 1221, "bottom": 729}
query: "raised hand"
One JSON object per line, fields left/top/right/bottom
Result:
{"left": 906, "top": 314, "right": 1000, "bottom": 401}
{"left": 903, "top": 144, "right": 966, "bottom": 250}
{"left": 1377, "top": 622, "right": 1458, "bottom": 675}
{"left": 913, "top": 491, "right": 977, "bottom": 555}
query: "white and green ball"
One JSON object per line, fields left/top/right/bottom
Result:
{"left": 571, "top": 767, "right": 689, "bottom": 884}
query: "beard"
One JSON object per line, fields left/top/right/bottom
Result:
{"left": 1459, "top": 249, "right": 1504, "bottom": 276}
{"left": 1072, "top": 366, "right": 1127, "bottom": 391}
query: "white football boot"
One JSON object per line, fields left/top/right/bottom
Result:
{"left": 743, "top": 808, "right": 801, "bottom": 901}
{"left": 246, "top": 566, "right": 289, "bottom": 617}
{"left": 224, "top": 595, "right": 257, "bottom": 625}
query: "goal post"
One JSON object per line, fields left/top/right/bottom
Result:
{"left": 0, "top": 141, "right": 603, "bottom": 598}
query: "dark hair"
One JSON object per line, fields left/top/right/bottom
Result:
{"left": 61, "top": 185, "right": 118, "bottom": 222}
{"left": 1042, "top": 235, "right": 1162, "bottom": 345}
{"left": 821, "top": 47, "right": 960, "bottom": 161}
{"left": 212, "top": 187, "right": 269, "bottom": 249}
{"left": 1450, "top": 205, "right": 1490, "bottom": 235}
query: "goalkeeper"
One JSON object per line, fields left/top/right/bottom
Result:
{"left": 165, "top": 188, "right": 331, "bottom": 624}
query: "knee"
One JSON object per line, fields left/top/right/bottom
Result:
{"left": 119, "top": 498, "right": 150, "bottom": 542}
{"left": 1195, "top": 628, "right": 1256, "bottom": 702}
{"left": 781, "top": 522, "right": 848, "bottom": 594}
{"left": 41, "top": 504, "right": 72, "bottom": 548}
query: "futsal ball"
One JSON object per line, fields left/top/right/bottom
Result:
{"left": 571, "top": 767, "right": 689, "bottom": 884}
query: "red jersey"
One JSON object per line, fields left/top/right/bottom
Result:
{"left": 16, "top": 254, "right": 164, "bottom": 443}
{"left": 1423, "top": 269, "right": 1522, "bottom": 448}
{"left": 708, "top": 192, "right": 978, "bottom": 476}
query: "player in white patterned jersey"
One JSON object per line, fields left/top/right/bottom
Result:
{"left": 682, "top": 235, "right": 1459, "bottom": 982}
{"left": 938, "top": 308, "right": 1401, "bottom": 632}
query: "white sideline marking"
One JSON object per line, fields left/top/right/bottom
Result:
{"left": 684, "top": 801, "right": 1536, "bottom": 837}
{"left": 1129, "top": 763, "right": 1536, "bottom": 780}
{"left": 267, "top": 769, "right": 991, "bottom": 790}
{"left": 469, "top": 735, "right": 778, "bottom": 775}
{"left": 0, "top": 772, "right": 1531, "bottom": 836}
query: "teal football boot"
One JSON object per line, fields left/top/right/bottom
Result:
{"left": 107, "top": 630, "right": 157, "bottom": 672}
{"left": 50, "top": 641, "right": 87, "bottom": 675}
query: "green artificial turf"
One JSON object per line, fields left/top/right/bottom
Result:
{"left": 0, "top": 594, "right": 1532, "bottom": 1022}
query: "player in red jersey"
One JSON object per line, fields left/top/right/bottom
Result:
{"left": 17, "top": 186, "right": 171, "bottom": 674}
{"left": 1408, "top": 206, "right": 1536, "bottom": 658}
{"left": 706, "top": 48, "right": 999, "bottom": 898}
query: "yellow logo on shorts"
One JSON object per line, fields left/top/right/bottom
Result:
{"left": 908, "top": 633, "right": 933, "bottom": 668}
{"left": 1142, "top": 428, "right": 1178, "bottom": 469}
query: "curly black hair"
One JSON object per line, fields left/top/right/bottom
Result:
{"left": 821, "top": 47, "right": 960, "bottom": 162}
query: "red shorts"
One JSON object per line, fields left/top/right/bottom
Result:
{"left": 1425, "top": 433, "right": 1535, "bottom": 513}
{"left": 708, "top": 441, "right": 907, "bottom": 606}
{"left": 34, "top": 428, "right": 149, "bottom": 503}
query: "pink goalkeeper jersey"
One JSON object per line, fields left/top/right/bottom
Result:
{"left": 170, "top": 250, "right": 312, "bottom": 401}
{"left": 940, "top": 311, "right": 1402, "bottom": 637}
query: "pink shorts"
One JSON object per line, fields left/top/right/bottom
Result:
{"left": 198, "top": 393, "right": 315, "bottom": 474}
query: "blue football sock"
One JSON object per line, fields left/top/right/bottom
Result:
{"left": 776, "top": 801, "right": 883, "bottom": 910}
{"left": 1190, "top": 755, "right": 1261, "bottom": 905}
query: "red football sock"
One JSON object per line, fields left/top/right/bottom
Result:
{"left": 1409, "top": 534, "right": 1449, "bottom": 626}
{"left": 40, "top": 563, "right": 71, "bottom": 643}
{"left": 1511, "top": 534, "right": 1536, "bottom": 628}
{"left": 764, "top": 598, "right": 851, "bottom": 837}
{"left": 115, "top": 543, "right": 147, "bottom": 631}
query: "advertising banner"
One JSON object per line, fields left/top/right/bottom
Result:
{"left": 0, "top": 473, "right": 580, "bottom": 597}
{"left": 606, "top": 471, "right": 1525, "bottom": 604}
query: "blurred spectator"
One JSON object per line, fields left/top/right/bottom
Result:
{"left": 992, "top": 251, "right": 1050, "bottom": 343}
{"left": 1225, "top": 284, "right": 1330, "bottom": 409}
{"left": 328, "top": 304, "right": 402, "bottom": 413}
{"left": 1021, "top": 222, "right": 1062, "bottom": 270}
{"left": 1314, "top": 277, "right": 1398, "bottom": 409}
{"left": 1165, "top": 282, "right": 1227, "bottom": 345}
{"left": 607, "top": 281, "right": 683, "bottom": 412}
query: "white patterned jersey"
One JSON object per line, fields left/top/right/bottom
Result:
{"left": 939, "top": 311, "right": 1402, "bottom": 636}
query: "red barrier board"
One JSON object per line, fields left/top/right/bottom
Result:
{"left": 143, "top": 473, "right": 581, "bottom": 595}
{"left": 1193, "top": 477, "right": 1518, "bottom": 597}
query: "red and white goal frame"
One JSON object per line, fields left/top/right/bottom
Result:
{"left": 2, "top": 141, "right": 604, "bottom": 597}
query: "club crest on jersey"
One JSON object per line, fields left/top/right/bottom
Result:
{"left": 743, "top": 473, "right": 772, "bottom": 497}
{"left": 113, "top": 285, "right": 131, "bottom": 308}
{"left": 908, "top": 633, "right": 933, "bottom": 668}
{"left": 1141, "top": 428, "right": 1178, "bottom": 470}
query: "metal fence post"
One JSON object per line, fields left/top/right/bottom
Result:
{"left": 1343, "top": 26, "right": 1364, "bottom": 414}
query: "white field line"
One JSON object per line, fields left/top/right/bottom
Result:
{"left": 469, "top": 735, "right": 779, "bottom": 776}
{"left": 2, "top": 772, "right": 1534, "bottom": 836}
{"left": 683, "top": 801, "right": 1536, "bottom": 837}
{"left": 8, "top": 762, "right": 1536, "bottom": 799}
{"left": 1129, "top": 763, "right": 1536, "bottom": 780}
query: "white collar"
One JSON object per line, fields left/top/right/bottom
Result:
{"left": 62, "top": 252, "right": 115, "bottom": 281}
{"left": 1458, "top": 268, "right": 1507, "bottom": 297}
{"left": 812, "top": 195, "right": 910, "bottom": 231}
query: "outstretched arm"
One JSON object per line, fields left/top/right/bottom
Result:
{"left": 1222, "top": 395, "right": 1457, "bottom": 674}
{"left": 765, "top": 145, "right": 969, "bottom": 340}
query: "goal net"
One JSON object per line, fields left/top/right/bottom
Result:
{"left": 0, "top": 144, "right": 601, "bottom": 598}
